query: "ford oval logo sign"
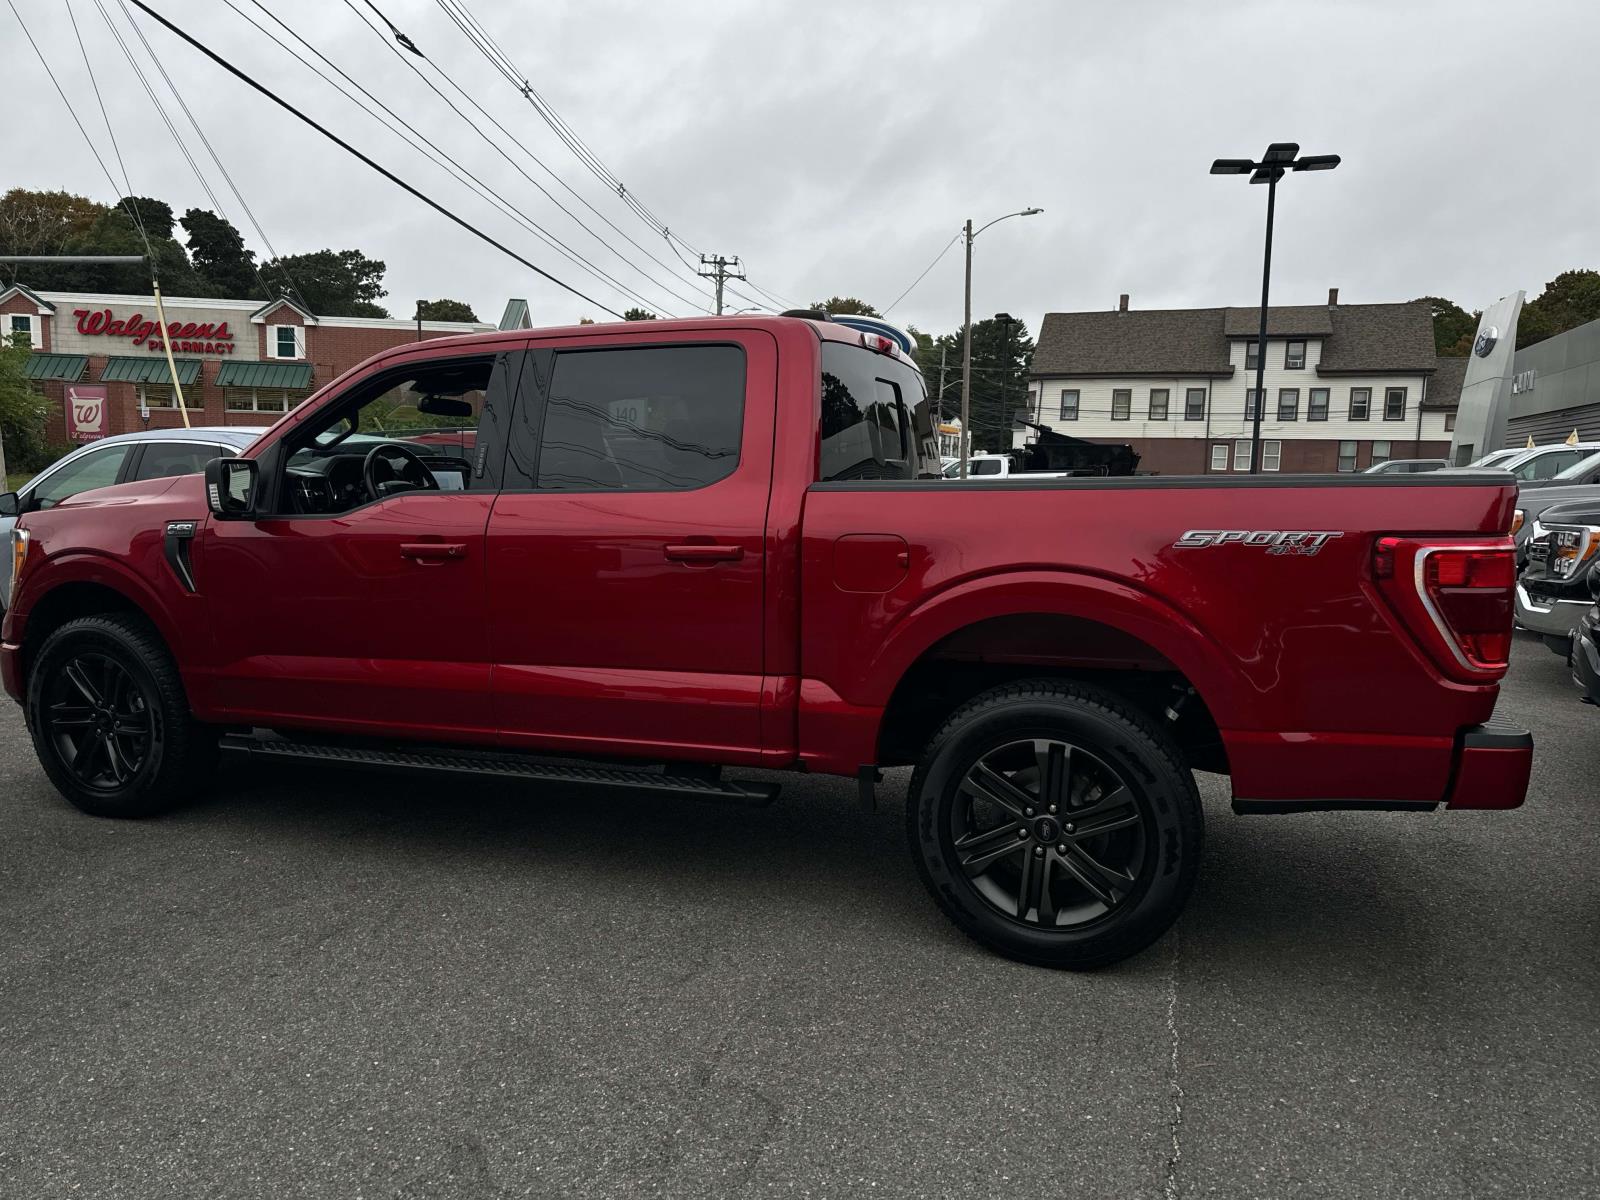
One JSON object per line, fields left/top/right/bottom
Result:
{"left": 1474, "top": 325, "right": 1499, "bottom": 358}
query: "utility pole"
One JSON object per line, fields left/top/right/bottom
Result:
{"left": 698, "top": 253, "right": 746, "bottom": 316}
{"left": 960, "top": 220, "right": 973, "bottom": 476}
{"left": 936, "top": 345, "right": 948, "bottom": 429}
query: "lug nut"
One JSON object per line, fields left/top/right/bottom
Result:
{"left": 1017, "top": 828, "right": 1028, "bottom": 838}
{"left": 1065, "top": 823, "right": 1076, "bottom": 834}
{"left": 1033, "top": 846, "right": 1044, "bottom": 856}
{"left": 1024, "top": 807, "right": 1035, "bottom": 817}
{"left": 1049, "top": 805, "right": 1057, "bottom": 814}
{"left": 1057, "top": 843, "right": 1067, "bottom": 853}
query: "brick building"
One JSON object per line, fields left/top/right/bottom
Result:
{"left": 0, "top": 284, "right": 500, "bottom": 444}
{"left": 1021, "top": 291, "right": 1466, "bottom": 474}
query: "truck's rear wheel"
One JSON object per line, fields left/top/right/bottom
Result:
{"left": 907, "top": 680, "right": 1202, "bottom": 969}
{"left": 26, "top": 614, "right": 216, "bottom": 818}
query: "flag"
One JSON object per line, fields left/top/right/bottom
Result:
{"left": 1567, "top": 429, "right": 1580, "bottom": 445}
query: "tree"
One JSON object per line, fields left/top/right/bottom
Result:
{"left": 266, "top": 248, "right": 388, "bottom": 317}
{"left": 1519, "top": 270, "right": 1600, "bottom": 349}
{"left": 0, "top": 336, "right": 51, "bottom": 483}
{"left": 0, "top": 189, "right": 106, "bottom": 288}
{"left": 415, "top": 298, "right": 479, "bottom": 322}
{"left": 1414, "top": 296, "right": 1478, "bottom": 357}
{"left": 622, "top": 307, "right": 658, "bottom": 321}
{"left": 810, "top": 296, "right": 879, "bottom": 316}
{"left": 182, "top": 208, "right": 260, "bottom": 300}
{"left": 117, "top": 196, "right": 176, "bottom": 241}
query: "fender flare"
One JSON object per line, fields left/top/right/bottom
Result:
{"left": 857, "top": 568, "right": 1255, "bottom": 729}
{"left": 14, "top": 549, "right": 189, "bottom": 661}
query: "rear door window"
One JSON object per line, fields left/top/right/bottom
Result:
{"left": 30, "top": 444, "right": 134, "bottom": 509}
{"left": 132, "top": 442, "right": 231, "bottom": 482}
{"left": 820, "top": 342, "right": 934, "bottom": 481}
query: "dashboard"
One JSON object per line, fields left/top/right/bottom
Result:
{"left": 285, "top": 447, "right": 473, "bottom": 514}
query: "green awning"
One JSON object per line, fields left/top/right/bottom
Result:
{"left": 23, "top": 353, "right": 88, "bottom": 382}
{"left": 101, "top": 356, "right": 202, "bottom": 386}
{"left": 215, "top": 360, "right": 313, "bottom": 389}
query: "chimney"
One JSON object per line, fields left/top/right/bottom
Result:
{"left": 1327, "top": 287, "right": 1339, "bottom": 307}
{"left": 1118, "top": 293, "right": 1129, "bottom": 312}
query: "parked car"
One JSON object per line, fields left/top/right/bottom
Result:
{"left": 1568, "top": 590, "right": 1600, "bottom": 707}
{"left": 1, "top": 316, "right": 1532, "bottom": 969}
{"left": 1508, "top": 453, "right": 1600, "bottom": 565}
{"left": 1442, "top": 442, "right": 1600, "bottom": 481}
{"left": 1515, "top": 495, "right": 1600, "bottom": 655}
{"left": 1362, "top": 458, "right": 1448, "bottom": 475}
{"left": 0, "top": 427, "right": 264, "bottom": 611}
{"left": 1466, "top": 448, "right": 1526, "bottom": 470}
{"left": 943, "top": 452, "right": 1074, "bottom": 480}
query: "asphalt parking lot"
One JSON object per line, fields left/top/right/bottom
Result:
{"left": 1, "top": 638, "right": 1596, "bottom": 1200}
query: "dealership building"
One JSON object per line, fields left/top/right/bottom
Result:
{"left": 1022, "top": 291, "right": 1465, "bottom": 474}
{"left": 0, "top": 284, "right": 506, "bottom": 444}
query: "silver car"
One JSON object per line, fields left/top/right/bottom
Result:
{"left": 2, "top": 427, "right": 265, "bottom": 609}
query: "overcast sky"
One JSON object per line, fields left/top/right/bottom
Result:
{"left": 5, "top": 0, "right": 1597, "bottom": 337}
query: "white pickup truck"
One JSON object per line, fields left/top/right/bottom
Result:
{"left": 942, "top": 452, "right": 1079, "bottom": 480}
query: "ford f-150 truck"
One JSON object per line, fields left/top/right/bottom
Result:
{"left": 1, "top": 316, "right": 1533, "bottom": 968}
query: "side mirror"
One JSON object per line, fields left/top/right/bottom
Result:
{"left": 0, "top": 492, "right": 17, "bottom": 519}
{"left": 205, "top": 457, "right": 258, "bottom": 518}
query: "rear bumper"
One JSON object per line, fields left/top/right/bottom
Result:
{"left": 1, "top": 639, "right": 21, "bottom": 706}
{"left": 1442, "top": 720, "right": 1533, "bottom": 810}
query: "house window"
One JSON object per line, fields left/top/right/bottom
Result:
{"left": 1233, "top": 439, "right": 1252, "bottom": 471}
{"left": 225, "top": 388, "right": 304, "bottom": 413}
{"left": 1285, "top": 340, "right": 1306, "bottom": 370}
{"left": 1349, "top": 387, "right": 1371, "bottom": 420}
{"left": 1184, "top": 388, "right": 1206, "bottom": 420}
{"left": 270, "top": 325, "right": 302, "bottom": 359}
{"left": 1261, "top": 439, "right": 1282, "bottom": 472}
{"left": 1111, "top": 389, "right": 1131, "bottom": 421}
{"left": 1277, "top": 389, "right": 1299, "bottom": 421}
{"left": 137, "top": 382, "right": 201, "bottom": 411}
{"left": 1245, "top": 389, "right": 1262, "bottom": 420}
{"left": 1371, "top": 440, "right": 1392, "bottom": 466}
{"left": 1210, "top": 443, "right": 1229, "bottom": 471}
{"left": 1337, "top": 440, "right": 1357, "bottom": 472}
{"left": 6, "top": 313, "right": 35, "bottom": 348}
{"left": 1308, "top": 387, "right": 1329, "bottom": 421}
{"left": 1058, "top": 389, "right": 1079, "bottom": 421}
{"left": 1384, "top": 387, "right": 1407, "bottom": 421}
{"left": 1245, "top": 341, "right": 1260, "bottom": 371}
{"left": 1444, "top": 412, "right": 1456, "bottom": 432}
{"left": 1148, "top": 388, "right": 1169, "bottom": 420}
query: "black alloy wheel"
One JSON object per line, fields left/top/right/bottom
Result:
{"left": 952, "top": 738, "right": 1147, "bottom": 929}
{"left": 41, "top": 652, "right": 156, "bottom": 792}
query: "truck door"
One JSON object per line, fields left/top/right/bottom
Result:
{"left": 485, "top": 329, "right": 777, "bottom": 763}
{"left": 197, "top": 349, "right": 522, "bottom": 738}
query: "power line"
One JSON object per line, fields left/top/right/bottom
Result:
{"left": 338, "top": 0, "right": 707, "bottom": 315}
{"left": 224, "top": 0, "right": 665, "bottom": 316}
{"left": 883, "top": 231, "right": 961, "bottom": 317}
{"left": 97, "top": 0, "right": 301, "bottom": 303}
{"left": 64, "top": 0, "right": 152, "bottom": 254}
{"left": 124, "top": 0, "right": 624, "bottom": 318}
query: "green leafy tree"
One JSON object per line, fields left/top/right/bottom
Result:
{"left": 1415, "top": 296, "right": 1478, "bottom": 357}
{"left": 911, "top": 319, "right": 1034, "bottom": 451}
{"left": 622, "top": 307, "right": 658, "bottom": 321}
{"left": 118, "top": 195, "right": 176, "bottom": 241}
{"left": 266, "top": 248, "right": 388, "bottom": 317}
{"left": 415, "top": 298, "right": 479, "bottom": 322}
{"left": 0, "top": 336, "right": 51, "bottom": 484}
{"left": 810, "top": 296, "right": 879, "bottom": 316}
{"left": 0, "top": 189, "right": 106, "bottom": 288}
{"left": 181, "top": 208, "right": 260, "bottom": 300}
{"left": 1519, "top": 270, "right": 1600, "bottom": 349}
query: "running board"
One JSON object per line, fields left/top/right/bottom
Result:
{"left": 218, "top": 734, "right": 781, "bottom": 806}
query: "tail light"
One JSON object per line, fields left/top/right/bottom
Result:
{"left": 1372, "top": 536, "right": 1516, "bottom": 679}
{"left": 1547, "top": 524, "right": 1600, "bottom": 580}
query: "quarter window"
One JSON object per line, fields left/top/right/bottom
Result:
{"left": 1337, "top": 440, "right": 1357, "bottom": 472}
{"left": 1384, "top": 387, "right": 1407, "bottom": 421}
{"left": 1184, "top": 388, "right": 1206, "bottom": 420}
{"left": 1277, "top": 389, "right": 1299, "bottom": 421}
{"left": 1261, "top": 439, "right": 1282, "bottom": 472}
{"left": 1349, "top": 388, "right": 1371, "bottom": 420}
{"left": 1148, "top": 388, "right": 1169, "bottom": 420}
{"left": 1059, "top": 389, "right": 1079, "bottom": 421}
{"left": 1210, "top": 443, "right": 1229, "bottom": 471}
{"left": 1285, "top": 340, "right": 1306, "bottom": 370}
{"left": 1308, "top": 388, "right": 1329, "bottom": 421}
{"left": 1111, "top": 389, "right": 1131, "bottom": 421}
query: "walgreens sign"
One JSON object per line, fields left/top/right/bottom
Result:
{"left": 71, "top": 307, "right": 238, "bottom": 355}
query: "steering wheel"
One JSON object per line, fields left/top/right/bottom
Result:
{"left": 362, "top": 442, "right": 439, "bottom": 501}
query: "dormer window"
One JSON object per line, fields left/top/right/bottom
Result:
{"left": 1284, "top": 340, "right": 1306, "bottom": 370}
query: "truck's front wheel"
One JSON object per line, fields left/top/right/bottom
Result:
{"left": 26, "top": 614, "right": 217, "bottom": 818}
{"left": 907, "top": 680, "right": 1202, "bottom": 969}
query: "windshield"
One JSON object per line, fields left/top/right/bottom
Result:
{"left": 1553, "top": 450, "right": 1600, "bottom": 481}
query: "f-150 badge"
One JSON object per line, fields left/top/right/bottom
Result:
{"left": 1174, "top": 530, "right": 1343, "bottom": 555}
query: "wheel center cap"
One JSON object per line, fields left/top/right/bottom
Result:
{"left": 1033, "top": 816, "right": 1061, "bottom": 843}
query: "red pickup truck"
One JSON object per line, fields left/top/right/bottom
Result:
{"left": 1, "top": 316, "right": 1532, "bottom": 967}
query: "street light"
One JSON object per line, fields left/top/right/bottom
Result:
{"left": 1211, "top": 143, "right": 1340, "bottom": 473}
{"left": 960, "top": 208, "right": 1041, "bottom": 477}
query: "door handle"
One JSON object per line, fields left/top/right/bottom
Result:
{"left": 401, "top": 542, "right": 467, "bottom": 562}
{"left": 664, "top": 543, "right": 744, "bottom": 563}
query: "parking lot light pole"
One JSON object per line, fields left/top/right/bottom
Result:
{"left": 1211, "top": 145, "right": 1340, "bottom": 473}
{"left": 961, "top": 209, "right": 1041, "bottom": 477}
